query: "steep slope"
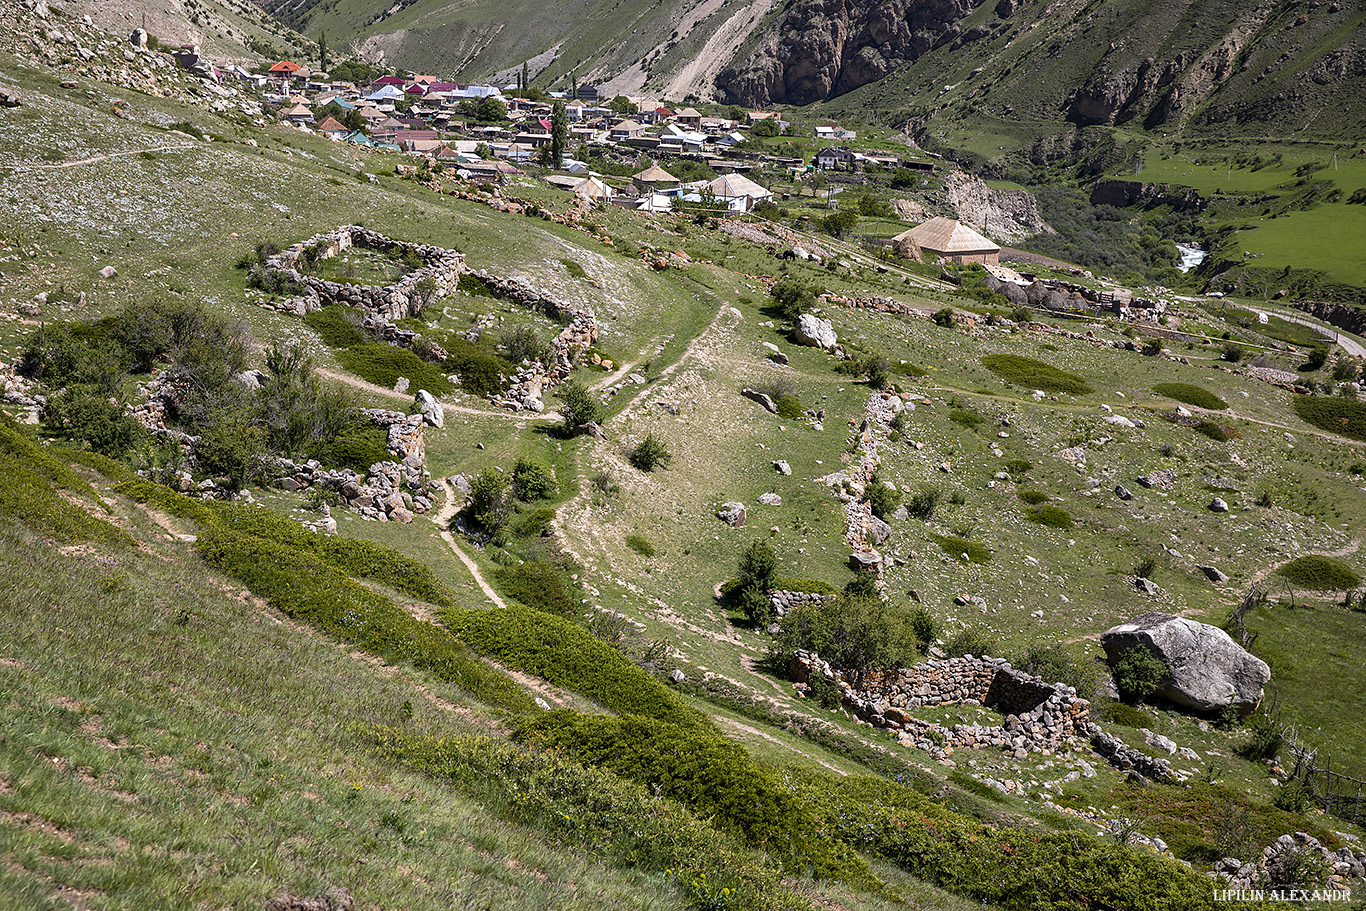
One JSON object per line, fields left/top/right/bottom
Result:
{"left": 725, "top": 0, "right": 1366, "bottom": 147}
{"left": 60, "top": 0, "right": 314, "bottom": 65}
{"left": 262, "top": 0, "right": 773, "bottom": 93}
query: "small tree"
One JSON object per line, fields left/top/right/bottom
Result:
{"left": 557, "top": 381, "right": 603, "bottom": 435}
{"left": 867, "top": 476, "right": 901, "bottom": 520}
{"left": 629, "top": 432, "right": 671, "bottom": 471}
{"left": 734, "top": 541, "right": 778, "bottom": 624}
{"left": 1111, "top": 646, "right": 1167, "bottom": 703}
{"left": 932, "top": 307, "right": 955, "bottom": 327}
{"left": 512, "top": 457, "right": 556, "bottom": 500}
{"left": 465, "top": 468, "right": 511, "bottom": 535}
{"left": 770, "top": 277, "right": 816, "bottom": 323}
{"left": 820, "top": 209, "right": 858, "bottom": 239}
{"left": 550, "top": 100, "right": 569, "bottom": 167}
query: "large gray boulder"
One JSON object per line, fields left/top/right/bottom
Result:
{"left": 1101, "top": 612, "right": 1269, "bottom": 714}
{"left": 793, "top": 313, "right": 837, "bottom": 350}
{"left": 415, "top": 389, "right": 444, "bottom": 428}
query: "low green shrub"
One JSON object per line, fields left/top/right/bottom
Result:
{"left": 493, "top": 559, "right": 579, "bottom": 618}
{"left": 625, "top": 534, "right": 656, "bottom": 557}
{"left": 909, "top": 606, "right": 938, "bottom": 655}
{"left": 1017, "top": 488, "right": 1049, "bottom": 505}
{"left": 1292, "top": 394, "right": 1366, "bottom": 442}
{"left": 1095, "top": 698, "right": 1151, "bottom": 727}
{"left": 772, "top": 593, "right": 924, "bottom": 679}
{"left": 511, "top": 457, "right": 556, "bottom": 501}
{"left": 1276, "top": 555, "right": 1361, "bottom": 590}
{"left": 942, "top": 627, "right": 996, "bottom": 659}
{"left": 905, "top": 487, "right": 940, "bottom": 520}
{"left": 303, "top": 420, "right": 390, "bottom": 471}
{"left": 1239, "top": 718, "right": 1283, "bottom": 761}
{"left": 895, "top": 362, "right": 928, "bottom": 377}
{"left": 1273, "top": 779, "right": 1310, "bottom": 813}
{"left": 511, "top": 506, "right": 556, "bottom": 538}
{"left": 1013, "top": 644, "right": 1102, "bottom": 700}
{"left": 788, "top": 771, "right": 1226, "bottom": 911}
{"left": 442, "top": 336, "right": 510, "bottom": 397}
{"left": 629, "top": 432, "right": 671, "bottom": 471}
{"left": 41, "top": 386, "right": 145, "bottom": 457}
{"left": 336, "top": 343, "right": 451, "bottom": 394}
{"left": 515, "top": 712, "right": 868, "bottom": 882}
{"left": 303, "top": 304, "right": 367, "bottom": 348}
{"left": 465, "top": 468, "right": 511, "bottom": 535}
{"left": 1154, "top": 383, "right": 1228, "bottom": 410}
{"left": 980, "top": 354, "right": 1093, "bottom": 395}
{"left": 933, "top": 534, "right": 991, "bottom": 563}
{"left": 1192, "top": 419, "right": 1236, "bottom": 442}
{"left": 806, "top": 669, "right": 842, "bottom": 708}
{"left": 0, "top": 418, "right": 131, "bottom": 546}
{"left": 866, "top": 477, "right": 901, "bottom": 520}
{"left": 370, "top": 728, "right": 805, "bottom": 911}
{"left": 774, "top": 394, "right": 805, "bottom": 421}
{"left": 948, "top": 408, "right": 984, "bottom": 428}
{"left": 1027, "top": 504, "right": 1074, "bottom": 528}
{"left": 1004, "top": 458, "right": 1033, "bottom": 475}
{"left": 446, "top": 602, "right": 705, "bottom": 729}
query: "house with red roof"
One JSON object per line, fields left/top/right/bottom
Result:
{"left": 269, "top": 61, "right": 303, "bottom": 75}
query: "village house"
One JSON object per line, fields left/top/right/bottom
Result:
{"left": 675, "top": 107, "right": 703, "bottom": 129}
{"left": 814, "top": 147, "right": 857, "bottom": 170}
{"left": 892, "top": 217, "right": 1000, "bottom": 265}
{"left": 608, "top": 119, "right": 647, "bottom": 141}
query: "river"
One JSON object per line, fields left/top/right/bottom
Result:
{"left": 1175, "top": 242, "right": 1206, "bottom": 272}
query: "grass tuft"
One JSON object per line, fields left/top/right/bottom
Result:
{"left": 980, "top": 354, "right": 1093, "bottom": 395}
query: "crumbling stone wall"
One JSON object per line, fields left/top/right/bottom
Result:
{"left": 260, "top": 225, "right": 463, "bottom": 323}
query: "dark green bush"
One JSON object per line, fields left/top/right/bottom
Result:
{"left": 773, "top": 593, "right": 923, "bottom": 679}
{"left": 493, "top": 559, "right": 578, "bottom": 618}
{"left": 1221, "top": 343, "right": 1245, "bottom": 363}
{"left": 0, "top": 418, "right": 132, "bottom": 546}
{"left": 770, "top": 277, "right": 817, "bottom": 323}
{"left": 41, "top": 386, "right": 144, "bottom": 457}
{"left": 1004, "top": 458, "right": 1033, "bottom": 475}
{"left": 1154, "top": 383, "right": 1228, "bottom": 410}
{"left": 731, "top": 541, "right": 779, "bottom": 624}
{"left": 931, "top": 307, "right": 955, "bottom": 327}
{"left": 442, "top": 336, "right": 510, "bottom": 397}
{"left": 304, "top": 420, "right": 389, "bottom": 471}
{"left": 1111, "top": 646, "right": 1167, "bottom": 703}
{"left": 942, "top": 627, "right": 996, "bottom": 659}
{"left": 515, "top": 711, "right": 865, "bottom": 882}
{"left": 1013, "top": 644, "right": 1101, "bottom": 700}
{"left": 510, "top": 506, "right": 556, "bottom": 538}
{"left": 512, "top": 457, "right": 556, "bottom": 501}
{"left": 933, "top": 534, "right": 990, "bottom": 563}
{"left": 557, "top": 381, "right": 604, "bottom": 434}
{"left": 906, "top": 486, "right": 940, "bottom": 520}
{"left": 1275, "top": 555, "right": 1361, "bottom": 590}
{"left": 1192, "top": 419, "right": 1235, "bottom": 442}
{"left": 775, "top": 394, "right": 805, "bottom": 420}
{"left": 195, "top": 415, "right": 267, "bottom": 490}
{"left": 1273, "top": 779, "right": 1310, "bottom": 813}
{"left": 806, "top": 669, "right": 843, "bottom": 708}
{"left": 336, "top": 343, "right": 451, "bottom": 394}
{"left": 625, "top": 534, "right": 656, "bottom": 557}
{"left": 866, "top": 476, "right": 901, "bottom": 520}
{"left": 1028, "top": 504, "right": 1074, "bottom": 528}
{"left": 465, "top": 468, "right": 511, "bottom": 535}
{"left": 371, "top": 729, "right": 802, "bottom": 911}
{"left": 1017, "top": 488, "right": 1049, "bottom": 505}
{"left": 629, "top": 432, "right": 671, "bottom": 471}
{"left": 303, "top": 304, "right": 368, "bottom": 348}
{"left": 1292, "top": 394, "right": 1366, "bottom": 442}
{"left": 795, "top": 771, "right": 1234, "bottom": 911}
{"left": 1095, "top": 698, "right": 1151, "bottom": 727}
{"left": 909, "top": 607, "right": 938, "bottom": 655}
{"left": 1239, "top": 718, "right": 1283, "bottom": 761}
{"left": 980, "top": 354, "right": 1093, "bottom": 395}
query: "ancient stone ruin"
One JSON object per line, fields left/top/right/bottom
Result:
{"left": 257, "top": 225, "right": 463, "bottom": 324}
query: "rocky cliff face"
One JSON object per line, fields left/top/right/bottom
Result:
{"left": 944, "top": 171, "right": 1052, "bottom": 244}
{"left": 716, "top": 0, "right": 975, "bottom": 106}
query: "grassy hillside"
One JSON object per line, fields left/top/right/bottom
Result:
{"left": 3, "top": 17, "right": 1366, "bottom": 907}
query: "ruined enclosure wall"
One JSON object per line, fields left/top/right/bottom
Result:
{"left": 261, "top": 225, "right": 464, "bottom": 322}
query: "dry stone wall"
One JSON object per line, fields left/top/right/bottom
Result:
{"left": 463, "top": 269, "right": 598, "bottom": 412}
{"left": 259, "top": 226, "right": 463, "bottom": 323}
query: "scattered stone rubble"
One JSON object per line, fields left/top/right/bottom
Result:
{"left": 1214, "top": 833, "right": 1366, "bottom": 893}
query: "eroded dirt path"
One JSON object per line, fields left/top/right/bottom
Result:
{"left": 432, "top": 479, "right": 506, "bottom": 609}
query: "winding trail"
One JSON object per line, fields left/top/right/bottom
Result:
{"left": 316, "top": 368, "right": 559, "bottom": 422}
{"left": 1253, "top": 308, "right": 1366, "bottom": 359}
{"left": 17, "top": 145, "right": 192, "bottom": 169}
{"left": 431, "top": 478, "right": 506, "bottom": 609}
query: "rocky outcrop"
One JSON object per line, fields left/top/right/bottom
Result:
{"left": 716, "top": 0, "right": 976, "bottom": 106}
{"left": 1294, "top": 300, "right": 1366, "bottom": 338}
{"left": 1215, "top": 833, "right": 1366, "bottom": 892}
{"left": 1089, "top": 180, "right": 1206, "bottom": 214}
{"left": 1101, "top": 612, "right": 1270, "bottom": 714}
{"left": 944, "top": 171, "right": 1052, "bottom": 243}
{"left": 793, "top": 313, "right": 838, "bottom": 350}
